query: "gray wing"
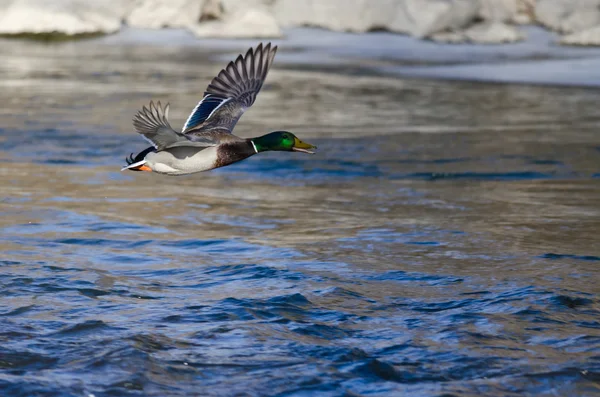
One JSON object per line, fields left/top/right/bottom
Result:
{"left": 182, "top": 42, "right": 278, "bottom": 136}
{"left": 132, "top": 101, "right": 218, "bottom": 149}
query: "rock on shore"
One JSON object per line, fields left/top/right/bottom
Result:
{"left": 1, "top": 0, "right": 600, "bottom": 46}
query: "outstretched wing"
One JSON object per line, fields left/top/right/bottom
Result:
{"left": 182, "top": 42, "right": 278, "bottom": 135}
{"left": 132, "top": 101, "right": 219, "bottom": 149}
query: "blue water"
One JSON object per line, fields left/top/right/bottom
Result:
{"left": 2, "top": 37, "right": 600, "bottom": 396}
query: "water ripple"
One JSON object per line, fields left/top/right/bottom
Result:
{"left": 2, "top": 39, "right": 600, "bottom": 396}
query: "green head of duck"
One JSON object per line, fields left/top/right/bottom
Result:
{"left": 251, "top": 131, "right": 317, "bottom": 154}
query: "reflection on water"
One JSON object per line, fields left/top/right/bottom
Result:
{"left": 1, "top": 35, "right": 600, "bottom": 396}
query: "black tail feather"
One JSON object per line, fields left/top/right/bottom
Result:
{"left": 125, "top": 146, "right": 156, "bottom": 169}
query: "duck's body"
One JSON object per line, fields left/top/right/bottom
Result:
{"left": 139, "top": 131, "right": 255, "bottom": 176}
{"left": 122, "top": 43, "right": 315, "bottom": 175}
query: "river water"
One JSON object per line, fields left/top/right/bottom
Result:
{"left": 1, "top": 32, "right": 600, "bottom": 396}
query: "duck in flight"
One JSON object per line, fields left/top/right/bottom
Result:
{"left": 122, "top": 43, "right": 316, "bottom": 175}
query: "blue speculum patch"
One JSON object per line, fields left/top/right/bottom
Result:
{"left": 183, "top": 95, "right": 227, "bottom": 130}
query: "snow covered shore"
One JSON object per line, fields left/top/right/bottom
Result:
{"left": 3, "top": 1, "right": 600, "bottom": 46}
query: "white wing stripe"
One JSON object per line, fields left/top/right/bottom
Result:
{"left": 182, "top": 95, "right": 208, "bottom": 132}
{"left": 182, "top": 96, "right": 231, "bottom": 132}
{"left": 206, "top": 98, "right": 231, "bottom": 121}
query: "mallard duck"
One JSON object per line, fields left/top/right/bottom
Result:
{"left": 121, "top": 43, "right": 316, "bottom": 175}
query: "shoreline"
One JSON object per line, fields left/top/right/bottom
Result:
{"left": 4, "top": 25, "right": 600, "bottom": 88}
{"left": 90, "top": 26, "right": 600, "bottom": 88}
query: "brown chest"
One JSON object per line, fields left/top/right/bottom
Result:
{"left": 214, "top": 142, "right": 256, "bottom": 168}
